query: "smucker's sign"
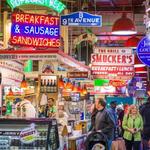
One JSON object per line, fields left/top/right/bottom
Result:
{"left": 91, "top": 47, "right": 135, "bottom": 80}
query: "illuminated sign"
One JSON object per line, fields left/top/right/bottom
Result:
{"left": 11, "top": 13, "right": 60, "bottom": 48}
{"left": 7, "top": 0, "right": 66, "bottom": 13}
{"left": 137, "top": 36, "right": 150, "bottom": 66}
{"left": 91, "top": 47, "right": 134, "bottom": 80}
{"left": 61, "top": 11, "right": 102, "bottom": 27}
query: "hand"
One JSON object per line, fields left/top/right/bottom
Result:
{"left": 128, "top": 128, "right": 135, "bottom": 134}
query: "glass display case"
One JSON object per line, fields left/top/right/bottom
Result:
{"left": 0, "top": 118, "right": 59, "bottom": 150}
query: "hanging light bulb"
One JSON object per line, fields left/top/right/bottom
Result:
{"left": 20, "top": 74, "right": 28, "bottom": 88}
{"left": 72, "top": 81, "right": 78, "bottom": 93}
{"left": 77, "top": 82, "right": 82, "bottom": 93}
{"left": 65, "top": 78, "right": 73, "bottom": 91}
{"left": 81, "top": 84, "right": 88, "bottom": 96}
{"left": 7, "top": 87, "right": 14, "bottom": 96}
{"left": 58, "top": 75, "right": 64, "bottom": 89}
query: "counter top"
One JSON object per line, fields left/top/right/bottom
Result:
{"left": 0, "top": 117, "right": 57, "bottom": 124}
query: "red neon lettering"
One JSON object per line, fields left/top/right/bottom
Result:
{"left": 11, "top": 36, "right": 60, "bottom": 48}
{"left": 13, "top": 13, "right": 59, "bottom": 26}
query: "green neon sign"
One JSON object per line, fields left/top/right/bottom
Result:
{"left": 7, "top": 0, "right": 66, "bottom": 13}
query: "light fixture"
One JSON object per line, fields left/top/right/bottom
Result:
{"left": 7, "top": 88, "right": 14, "bottom": 96}
{"left": 81, "top": 84, "right": 87, "bottom": 96}
{"left": 65, "top": 79, "right": 73, "bottom": 91}
{"left": 72, "top": 81, "right": 78, "bottom": 93}
{"left": 112, "top": 13, "right": 137, "bottom": 35}
{"left": 20, "top": 74, "right": 28, "bottom": 88}
{"left": 125, "top": 36, "right": 140, "bottom": 47}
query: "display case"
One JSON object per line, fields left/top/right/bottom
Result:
{"left": 0, "top": 118, "right": 59, "bottom": 150}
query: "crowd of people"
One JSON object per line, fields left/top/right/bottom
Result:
{"left": 89, "top": 97, "right": 150, "bottom": 150}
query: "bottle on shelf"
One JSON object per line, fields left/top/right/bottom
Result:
{"left": 53, "top": 80, "right": 57, "bottom": 92}
{"left": 43, "top": 79, "right": 47, "bottom": 93}
{"left": 40, "top": 79, "right": 44, "bottom": 93}
{"left": 46, "top": 79, "right": 50, "bottom": 93}
{"left": 50, "top": 79, "right": 53, "bottom": 93}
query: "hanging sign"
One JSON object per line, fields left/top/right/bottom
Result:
{"left": 7, "top": 0, "right": 66, "bottom": 13}
{"left": 91, "top": 47, "right": 134, "bottom": 80}
{"left": 109, "top": 80, "right": 127, "bottom": 87}
{"left": 67, "top": 72, "right": 88, "bottom": 78}
{"left": 137, "top": 36, "right": 150, "bottom": 66}
{"left": 10, "top": 13, "right": 60, "bottom": 48}
{"left": 61, "top": 11, "right": 102, "bottom": 27}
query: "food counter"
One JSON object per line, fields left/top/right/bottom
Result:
{"left": 0, "top": 118, "right": 59, "bottom": 150}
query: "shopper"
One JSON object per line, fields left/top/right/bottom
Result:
{"left": 89, "top": 102, "right": 98, "bottom": 131}
{"left": 122, "top": 105, "right": 143, "bottom": 150}
{"left": 45, "top": 98, "right": 56, "bottom": 118}
{"left": 107, "top": 101, "right": 119, "bottom": 140}
{"left": 93, "top": 98, "right": 115, "bottom": 150}
{"left": 140, "top": 97, "right": 150, "bottom": 150}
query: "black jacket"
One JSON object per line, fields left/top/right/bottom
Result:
{"left": 140, "top": 102, "right": 150, "bottom": 139}
{"left": 94, "top": 108, "right": 115, "bottom": 140}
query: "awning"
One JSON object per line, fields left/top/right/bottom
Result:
{"left": 0, "top": 49, "right": 90, "bottom": 72}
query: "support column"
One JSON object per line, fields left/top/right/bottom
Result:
{"left": 61, "top": 9, "right": 69, "bottom": 54}
{"left": 3, "top": 11, "right": 8, "bottom": 49}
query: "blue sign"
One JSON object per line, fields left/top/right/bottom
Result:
{"left": 137, "top": 36, "right": 150, "bottom": 66}
{"left": 61, "top": 11, "right": 102, "bottom": 27}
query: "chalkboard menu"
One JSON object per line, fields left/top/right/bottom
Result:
{"left": 0, "top": 118, "right": 59, "bottom": 150}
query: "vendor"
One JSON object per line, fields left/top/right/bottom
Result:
{"left": 45, "top": 98, "right": 56, "bottom": 118}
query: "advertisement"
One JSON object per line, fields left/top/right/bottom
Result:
{"left": 11, "top": 13, "right": 60, "bottom": 48}
{"left": 20, "top": 124, "right": 38, "bottom": 144}
{"left": 61, "top": 11, "right": 102, "bottom": 27}
{"left": 91, "top": 47, "right": 134, "bottom": 80}
{"left": 137, "top": 36, "right": 150, "bottom": 66}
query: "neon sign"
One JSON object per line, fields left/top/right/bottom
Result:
{"left": 7, "top": 0, "right": 66, "bottom": 13}
{"left": 10, "top": 13, "right": 60, "bottom": 48}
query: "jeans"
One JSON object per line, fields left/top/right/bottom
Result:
{"left": 124, "top": 139, "right": 141, "bottom": 150}
{"left": 108, "top": 140, "right": 112, "bottom": 150}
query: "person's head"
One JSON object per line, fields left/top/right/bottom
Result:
{"left": 128, "top": 105, "right": 139, "bottom": 115}
{"left": 95, "top": 98, "right": 106, "bottom": 110}
{"left": 110, "top": 101, "right": 117, "bottom": 109}
{"left": 47, "top": 98, "right": 55, "bottom": 107}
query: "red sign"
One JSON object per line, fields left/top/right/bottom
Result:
{"left": 91, "top": 54, "right": 134, "bottom": 65}
{"left": 91, "top": 48, "right": 134, "bottom": 80}
{"left": 109, "top": 80, "right": 127, "bottom": 87}
{"left": 11, "top": 13, "right": 60, "bottom": 48}
{"left": 67, "top": 72, "right": 88, "bottom": 78}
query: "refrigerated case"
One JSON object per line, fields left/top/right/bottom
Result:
{"left": 0, "top": 118, "right": 59, "bottom": 150}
